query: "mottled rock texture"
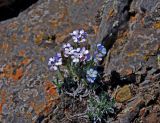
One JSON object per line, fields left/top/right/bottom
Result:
{"left": 98, "top": 0, "right": 160, "bottom": 122}
{"left": 100, "top": 0, "right": 160, "bottom": 77}
{"left": 0, "top": 0, "right": 104, "bottom": 122}
{"left": 0, "top": 0, "right": 160, "bottom": 122}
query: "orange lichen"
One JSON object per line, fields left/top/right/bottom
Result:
{"left": 106, "top": 9, "right": 115, "bottom": 21}
{"left": 18, "top": 50, "right": 26, "bottom": 56}
{"left": 0, "top": 104, "right": 2, "bottom": 114}
{"left": 92, "top": 25, "right": 99, "bottom": 35}
{"left": 43, "top": 81, "right": 59, "bottom": 109}
{"left": 56, "top": 33, "right": 68, "bottom": 43}
{"left": 1, "top": 43, "right": 9, "bottom": 54}
{"left": 130, "top": 15, "right": 137, "bottom": 22}
{"left": 50, "top": 19, "right": 59, "bottom": 28}
{"left": 115, "top": 85, "right": 132, "bottom": 103}
{"left": 0, "top": 54, "right": 32, "bottom": 80}
{"left": 0, "top": 65, "right": 23, "bottom": 81}
{"left": 8, "top": 22, "right": 18, "bottom": 29}
{"left": 58, "top": 8, "right": 68, "bottom": 21}
{"left": 12, "top": 33, "right": 17, "bottom": 42}
{"left": 108, "top": 9, "right": 114, "bottom": 17}
{"left": 120, "top": 68, "right": 133, "bottom": 75}
{"left": 30, "top": 102, "right": 46, "bottom": 115}
{"left": 119, "top": 31, "right": 128, "bottom": 38}
{"left": 50, "top": 8, "right": 69, "bottom": 29}
{"left": 40, "top": 56, "right": 45, "bottom": 62}
{"left": 34, "top": 32, "right": 44, "bottom": 45}
{"left": 30, "top": 97, "right": 60, "bottom": 116}
{"left": 44, "top": 81, "right": 58, "bottom": 97}
{"left": 114, "top": 31, "right": 129, "bottom": 46}
{"left": 127, "top": 52, "right": 138, "bottom": 57}
{"left": 1, "top": 43, "right": 9, "bottom": 50}
{"left": 140, "top": 17, "right": 145, "bottom": 26}
{"left": 37, "top": 81, "right": 60, "bottom": 115}
{"left": 20, "top": 58, "right": 32, "bottom": 66}
{"left": 2, "top": 65, "right": 13, "bottom": 79}
{"left": 24, "top": 25, "right": 30, "bottom": 33}
{"left": 153, "top": 21, "right": 160, "bottom": 29}
{"left": 22, "top": 35, "right": 29, "bottom": 43}
{"left": 11, "top": 67, "right": 23, "bottom": 81}
{"left": 55, "top": 28, "right": 72, "bottom": 43}
{"left": 0, "top": 90, "right": 6, "bottom": 114}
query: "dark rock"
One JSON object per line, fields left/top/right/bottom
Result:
{"left": 102, "top": 0, "right": 159, "bottom": 77}
{"left": 0, "top": 0, "right": 105, "bottom": 122}
{"left": 0, "top": 0, "right": 159, "bottom": 122}
{"left": 98, "top": 0, "right": 160, "bottom": 122}
{"left": 113, "top": 98, "right": 145, "bottom": 123}
{"left": 143, "top": 112, "right": 160, "bottom": 123}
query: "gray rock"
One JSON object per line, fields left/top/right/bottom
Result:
{"left": 101, "top": 0, "right": 160, "bottom": 77}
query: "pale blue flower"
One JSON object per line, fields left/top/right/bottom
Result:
{"left": 71, "top": 48, "right": 81, "bottom": 63}
{"left": 48, "top": 53, "right": 62, "bottom": 71}
{"left": 70, "top": 29, "right": 87, "bottom": 43}
{"left": 97, "top": 44, "right": 106, "bottom": 55}
{"left": 62, "top": 43, "right": 74, "bottom": 57}
{"left": 71, "top": 47, "right": 91, "bottom": 63}
{"left": 94, "top": 44, "right": 107, "bottom": 63}
{"left": 94, "top": 51, "right": 103, "bottom": 63}
{"left": 86, "top": 68, "right": 98, "bottom": 83}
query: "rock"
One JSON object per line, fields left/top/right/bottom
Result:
{"left": 102, "top": 0, "right": 160, "bottom": 77}
{"left": 112, "top": 62, "right": 160, "bottom": 122}
{"left": 115, "top": 85, "right": 132, "bottom": 103}
{"left": 113, "top": 98, "right": 145, "bottom": 123}
{"left": 0, "top": 0, "right": 159, "bottom": 122}
{"left": 139, "top": 104, "right": 160, "bottom": 123}
{"left": 144, "top": 113, "right": 160, "bottom": 123}
{"left": 139, "top": 107, "right": 147, "bottom": 117}
{"left": 99, "top": 0, "right": 160, "bottom": 121}
{"left": 0, "top": 0, "right": 105, "bottom": 122}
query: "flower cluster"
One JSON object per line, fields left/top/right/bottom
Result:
{"left": 94, "top": 44, "right": 107, "bottom": 63}
{"left": 70, "top": 29, "right": 87, "bottom": 43}
{"left": 47, "top": 29, "right": 113, "bottom": 123}
{"left": 48, "top": 29, "right": 107, "bottom": 84}
{"left": 48, "top": 53, "right": 62, "bottom": 71}
{"left": 62, "top": 43, "right": 91, "bottom": 63}
{"left": 62, "top": 43, "right": 73, "bottom": 57}
{"left": 71, "top": 47, "right": 91, "bottom": 63}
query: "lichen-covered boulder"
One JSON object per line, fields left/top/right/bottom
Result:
{"left": 98, "top": 0, "right": 160, "bottom": 77}
{"left": 0, "top": 0, "right": 104, "bottom": 122}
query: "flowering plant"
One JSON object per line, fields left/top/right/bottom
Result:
{"left": 48, "top": 29, "right": 107, "bottom": 94}
{"left": 47, "top": 29, "right": 115, "bottom": 122}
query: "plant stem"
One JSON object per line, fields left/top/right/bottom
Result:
{"left": 57, "top": 67, "right": 64, "bottom": 81}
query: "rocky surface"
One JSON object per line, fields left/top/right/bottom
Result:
{"left": 0, "top": 0, "right": 104, "bottom": 122}
{"left": 0, "top": 0, "right": 160, "bottom": 123}
{"left": 100, "top": 0, "right": 160, "bottom": 76}
{"left": 98, "top": 0, "right": 160, "bottom": 122}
